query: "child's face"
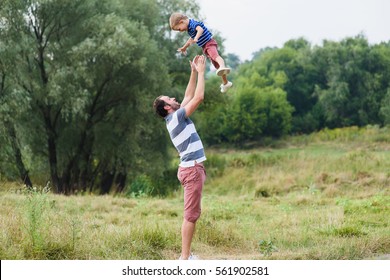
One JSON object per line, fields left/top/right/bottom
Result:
{"left": 172, "top": 20, "right": 188, "bottom": 32}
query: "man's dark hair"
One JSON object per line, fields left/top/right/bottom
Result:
{"left": 153, "top": 96, "right": 168, "bottom": 118}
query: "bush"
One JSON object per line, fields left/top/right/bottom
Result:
{"left": 152, "top": 168, "right": 181, "bottom": 197}
{"left": 204, "top": 154, "right": 226, "bottom": 177}
{"left": 126, "top": 175, "right": 154, "bottom": 197}
{"left": 224, "top": 88, "right": 293, "bottom": 145}
{"left": 126, "top": 169, "right": 181, "bottom": 198}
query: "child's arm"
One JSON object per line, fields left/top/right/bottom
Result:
{"left": 177, "top": 37, "right": 194, "bottom": 54}
{"left": 193, "top": 26, "right": 204, "bottom": 43}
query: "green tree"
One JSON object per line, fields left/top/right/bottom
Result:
{"left": 225, "top": 53, "right": 241, "bottom": 70}
{"left": 224, "top": 86, "right": 293, "bottom": 144}
{"left": 379, "top": 89, "right": 390, "bottom": 125}
{"left": 0, "top": 23, "right": 33, "bottom": 187}
{"left": 314, "top": 35, "right": 390, "bottom": 128}
{"left": 1, "top": 0, "right": 181, "bottom": 194}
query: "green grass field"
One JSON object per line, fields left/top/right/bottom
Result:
{"left": 1, "top": 126, "right": 389, "bottom": 260}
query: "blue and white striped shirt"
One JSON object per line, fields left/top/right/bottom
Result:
{"left": 188, "top": 19, "right": 212, "bottom": 47}
{"left": 165, "top": 108, "right": 206, "bottom": 167}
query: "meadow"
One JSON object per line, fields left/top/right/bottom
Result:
{"left": 0, "top": 126, "right": 389, "bottom": 260}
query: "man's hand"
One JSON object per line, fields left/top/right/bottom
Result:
{"left": 189, "top": 57, "right": 197, "bottom": 72}
{"left": 192, "top": 55, "right": 206, "bottom": 73}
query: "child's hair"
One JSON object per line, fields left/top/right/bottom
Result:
{"left": 169, "top": 13, "right": 188, "bottom": 29}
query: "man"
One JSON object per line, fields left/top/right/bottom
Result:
{"left": 153, "top": 55, "right": 207, "bottom": 260}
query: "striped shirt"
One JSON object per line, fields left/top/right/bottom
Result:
{"left": 165, "top": 108, "right": 206, "bottom": 167}
{"left": 188, "top": 19, "right": 212, "bottom": 47}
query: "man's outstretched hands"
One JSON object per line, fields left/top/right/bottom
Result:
{"left": 190, "top": 55, "right": 206, "bottom": 73}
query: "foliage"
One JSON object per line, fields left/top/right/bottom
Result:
{"left": 379, "top": 89, "right": 390, "bottom": 125}
{"left": 126, "top": 175, "right": 154, "bottom": 197}
{"left": 239, "top": 36, "right": 390, "bottom": 133}
{"left": 0, "top": 0, "right": 201, "bottom": 194}
{"left": 258, "top": 239, "right": 278, "bottom": 257}
{"left": 125, "top": 167, "right": 181, "bottom": 197}
{"left": 1, "top": 0, "right": 390, "bottom": 196}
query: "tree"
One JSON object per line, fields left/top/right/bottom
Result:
{"left": 0, "top": 22, "right": 33, "bottom": 188}
{"left": 223, "top": 85, "right": 293, "bottom": 144}
{"left": 1, "top": 0, "right": 177, "bottom": 194}
{"left": 314, "top": 35, "right": 390, "bottom": 128}
{"left": 379, "top": 89, "right": 390, "bottom": 125}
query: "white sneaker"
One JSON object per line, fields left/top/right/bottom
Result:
{"left": 188, "top": 254, "right": 200, "bottom": 260}
{"left": 179, "top": 253, "right": 200, "bottom": 260}
{"left": 220, "top": 81, "right": 233, "bottom": 93}
{"left": 216, "top": 67, "right": 231, "bottom": 77}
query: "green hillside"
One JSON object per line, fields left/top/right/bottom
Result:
{"left": 0, "top": 126, "right": 389, "bottom": 259}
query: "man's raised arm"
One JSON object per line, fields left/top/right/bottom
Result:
{"left": 183, "top": 55, "right": 206, "bottom": 118}
{"left": 181, "top": 56, "right": 199, "bottom": 108}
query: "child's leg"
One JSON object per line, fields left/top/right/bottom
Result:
{"left": 214, "top": 55, "right": 230, "bottom": 77}
{"left": 214, "top": 56, "right": 226, "bottom": 69}
{"left": 221, "top": 75, "right": 228, "bottom": 85}
{"left": 203, "top": 39, "right": 230, "bottom": 71}
{"left": 220, "top": 74, "right": 233, "bottom": 93}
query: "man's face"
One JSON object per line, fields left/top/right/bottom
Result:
{"left": 161, "top": 96, "right": 180, "bottom": 111}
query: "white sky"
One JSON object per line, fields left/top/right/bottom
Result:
{"left": 197, "top": 0, "right": 390, "bottom": 61}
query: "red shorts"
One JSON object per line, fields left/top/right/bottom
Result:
{"left": 177, "top": 163, "right": 206, "bottom": 223}
{"left": 202, "top": 38, "right": 220, "bottom": 69}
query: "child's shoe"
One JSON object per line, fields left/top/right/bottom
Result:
{"left": 220, "top": 81, "right": 233, "bottom": 93}
{"left": 216, "top": 67, "right": 231, "bottom": 76}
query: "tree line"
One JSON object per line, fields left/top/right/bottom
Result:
{"left": 1, "top": 0, "right": 389, "bottom": 195}
{"left": 196, "top": 36, "right": 390, "bottom": 145}
{"left": 0, "top": 0, "right": 201, "bottom": 194}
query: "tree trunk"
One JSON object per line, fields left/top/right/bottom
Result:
{"left": 4, "top": 121, "right": 33, "bottom": 189}
{"left": 115, "top": 172, "right": 127, "bottom": 193}
{"left": 100, "top": 171, "right": 115, "bottom": 195}
{"left": 47, "top": 135, "right": 62, "bottom": 193}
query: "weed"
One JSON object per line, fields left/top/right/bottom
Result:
{"left": 22, "top": 185, "right": 51, "bottom": 253}
{"left": 196, "top": 216, "right": 241, "bottom": 247}
{"left": 258, "top": 239, "right": 278, "bottom": 257}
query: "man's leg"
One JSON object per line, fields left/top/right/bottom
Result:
{"left": 178, "top": 164, "right": 206, "bottom": 259}
{"left": 181, "top": 219, "right": 196, "bottom": 260}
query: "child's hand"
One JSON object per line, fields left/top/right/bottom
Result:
{"left": 177, "top": 47, "right": 187, "bottom": 56}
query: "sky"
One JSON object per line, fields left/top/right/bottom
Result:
{"left": 196, "top": 0, "right": 390, "bottom": 61}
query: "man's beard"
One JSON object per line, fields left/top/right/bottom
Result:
{"left": 172, "top": 102, "right": 181, "bottom": 110}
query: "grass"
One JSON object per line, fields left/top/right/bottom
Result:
{"left": 0, "top": 126, "right": 389, "bottom": 260}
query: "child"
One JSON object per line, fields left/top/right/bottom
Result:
{"left": 170, "top": 12, "right": 233, "bottom": 93}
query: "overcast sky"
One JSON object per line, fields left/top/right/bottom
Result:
{"left": 196, "top": 0, "right": 389, "bottom": 61}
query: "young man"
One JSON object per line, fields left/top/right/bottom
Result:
{"left": 170, "top": 12, "right": 233, "bottom": 93}
{"left": 153, "top": 55, "right": 207, "bottom": 260}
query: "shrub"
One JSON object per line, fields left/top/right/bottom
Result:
{"left": 126, "top": 175, "right": 154, "bottom": 197}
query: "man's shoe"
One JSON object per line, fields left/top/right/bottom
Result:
{"left": 220, "top": 81, "right": 233, "bottom": 93}
{"left": 188, "top": 254, "right": 200, "bottom": 260}
{"left": 179, "top": 253, "right": 200, "bottom": 260}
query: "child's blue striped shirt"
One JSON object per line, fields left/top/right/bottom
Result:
{"left": 188, "top": 19, "right": 212, "bottom": 47}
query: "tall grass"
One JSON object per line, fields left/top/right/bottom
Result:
{"left": 0, "top": 126, "right": 389, "bottom": 259}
